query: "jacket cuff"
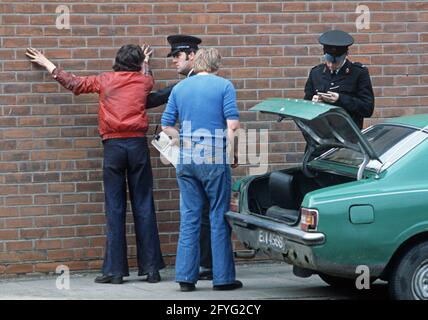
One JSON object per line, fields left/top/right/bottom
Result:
{"left": 142, "top": 61, "right": 152, "bottom": 76}
{"left": 51, "top": 68, "right": 60, "bottom": 79}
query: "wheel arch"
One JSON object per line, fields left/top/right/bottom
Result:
{"left": 381, "top": 231, "right": 428, "bottom": 281}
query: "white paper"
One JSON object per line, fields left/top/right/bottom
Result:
{"left": 151, "top": 131, "right": 179, "bottom": 167}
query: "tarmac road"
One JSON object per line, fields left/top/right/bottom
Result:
{"left": 0, "top": 262, "right": 389, "bottom": 300}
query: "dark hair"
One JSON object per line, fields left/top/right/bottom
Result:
{"left": 112, "top": 44, "right": 145, "bottom": 72}
{"left": 173, "top": 48, "right": 198, "bottom": 59}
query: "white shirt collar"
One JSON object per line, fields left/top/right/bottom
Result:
{"left": 187, "top": 69, "right": 194, "bottom": 77}
{"left": 334, "top": 59, "right": 348, "bottom": 74}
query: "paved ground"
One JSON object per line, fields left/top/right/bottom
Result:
{"left": 0, "top": 262, "right": 389, "bottom": 300}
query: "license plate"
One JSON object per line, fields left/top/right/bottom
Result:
{"left": 258, "top": 230, "right": 286, "bottom": 251}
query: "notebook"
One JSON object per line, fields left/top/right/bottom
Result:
{"left": 151, "top": 131, "right": 179, "bottom": 167}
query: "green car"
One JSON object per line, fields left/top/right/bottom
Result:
{"left": 226, "top": 98, "right": 428, "bottom": 300}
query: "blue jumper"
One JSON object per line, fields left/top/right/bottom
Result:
{"left": 161, "top": 74, "right": 239, "bottom": 150}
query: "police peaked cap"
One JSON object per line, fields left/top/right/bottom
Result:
{"left": 167, "top": 35, "right": 202, "bottom": 57}
{"left": 319, "top": 30, "right": 354, "bottom": 56}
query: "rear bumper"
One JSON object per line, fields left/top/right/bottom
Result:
{"left": 225, "top": 211, "right": 325, "bottom": 271}
{"left": 226, "top": 211, "right": 387, "bottom": 278}
{"left": 225, "top": 211, "right": 325, "bottom": 246}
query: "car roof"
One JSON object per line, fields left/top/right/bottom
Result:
{"left": 384, "top": 114, "right": 428, "bottom": 130}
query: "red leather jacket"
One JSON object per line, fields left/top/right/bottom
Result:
{"left": 52, "top": 67, "right": 153, "bottom": 140}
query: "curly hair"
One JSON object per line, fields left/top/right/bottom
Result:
{"left": 112, "top": 44, "right": 145, "bottom": 72}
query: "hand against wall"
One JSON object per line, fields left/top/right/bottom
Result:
{"left": 26, "top": 47, "right": 57, "bottom": 73}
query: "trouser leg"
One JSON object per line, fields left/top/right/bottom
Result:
{"left": 127, "top": 138, "right": 165, "bottom": 275}
{"left": 175, "top": 164, "right": 205, "bottom": 284}
{"left": 201, "top": 164, "right": 236, "bottom": 286}
{"left": 200, "top": 197, "right": 212, "bottom": 269}
{"left": 102, "top": 140, "right": 129, "bottom": 276}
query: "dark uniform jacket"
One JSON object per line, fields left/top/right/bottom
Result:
{"left": 304, "top": 59, "right": 375, "bottom": 129}
{"left": 146, "top": 70, "right": 195, "bottom": 109}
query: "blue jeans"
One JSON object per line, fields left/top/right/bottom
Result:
{"left": 175, "top": 162, "right": 236, "bottom": 285}
{"left": 102, "top": 137, "right": 165, "bottom": 276}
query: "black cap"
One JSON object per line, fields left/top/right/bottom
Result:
{"left": 319, "top": 30, "right": 354, "bottom": 58}
{"left": 166, "top": 35, "right": 202, "bottom": 57}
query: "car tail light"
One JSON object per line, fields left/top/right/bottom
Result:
{"left": 300, "top": 208, "right": 319, "bottom": 232}
{"left": 230, "top": 191, "right": 240, "bottom": 212}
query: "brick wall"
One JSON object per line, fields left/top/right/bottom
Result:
{"left": 0, "top": 1, "right": 427, "bottom": 276}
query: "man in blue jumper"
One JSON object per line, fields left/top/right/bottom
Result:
{"left": 161, "top": 48, "right": 242, "bottom": 292}
{"left": 148, "top": 35, "right": 214, "bottom": 281}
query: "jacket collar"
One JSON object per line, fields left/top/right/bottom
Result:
{"left": 322, "top": 59, "right": 352, "bottom": 80}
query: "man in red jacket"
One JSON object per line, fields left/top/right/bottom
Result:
{"left": 26, "top": 45, "right": 165, "bottom": 284}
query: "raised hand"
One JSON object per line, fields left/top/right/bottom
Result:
{"left": 25, "top": 47, "right": 57, "bottom": 73}
{"left": 141, "top": 44, "right": 153, "bottom": 63}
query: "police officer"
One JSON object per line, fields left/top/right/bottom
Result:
{"left": 146, "top": 35, "right": 201, "bottom": 108}
{"left": 304, "top": 30, "right": 375, "bottom": 129}
{"left": 147, "top": 35, "right": 213, "bottom": 280}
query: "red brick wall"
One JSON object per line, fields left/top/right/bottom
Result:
{"left": 1, "top": 1, "right": 427, "bottom": 276}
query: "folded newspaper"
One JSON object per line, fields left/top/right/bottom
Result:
{"left": 151, "top": 131, "right": 179, "bottom": 167}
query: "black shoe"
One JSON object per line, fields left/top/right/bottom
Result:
{"left": 146, "top": 271, "right": 161, "bottom": 283}
{"left": 198, "top": 270, "right": 213, "bottom": 280}
{"left": 213, "top": 280, "right": 243, "bottom": 291}
{"left": 179, "top": 282, "right": 196, "bottom": 292}
{"left": 94, "top": 275, "right": 123, "bottom": 284}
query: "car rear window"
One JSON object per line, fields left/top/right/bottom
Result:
{"left": 320, "top": 124, "right": 416, "bottom": 165}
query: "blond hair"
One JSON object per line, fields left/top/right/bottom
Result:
{"left": 193, "top": 48, "right": 221, "bottom": 73}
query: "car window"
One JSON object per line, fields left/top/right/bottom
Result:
{"left": 299, "top": 113, "right": 361, "bottom": 146}
{"left": 319, "top": 125, "right": 416, "bottom": 166}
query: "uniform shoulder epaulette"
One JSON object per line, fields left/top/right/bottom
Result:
{"left": 352, "top": 62, "right": 367, "bottom": 69}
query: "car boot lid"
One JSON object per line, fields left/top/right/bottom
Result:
{"left": 251, "top": 98, "right": 380, "bottom": 179}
